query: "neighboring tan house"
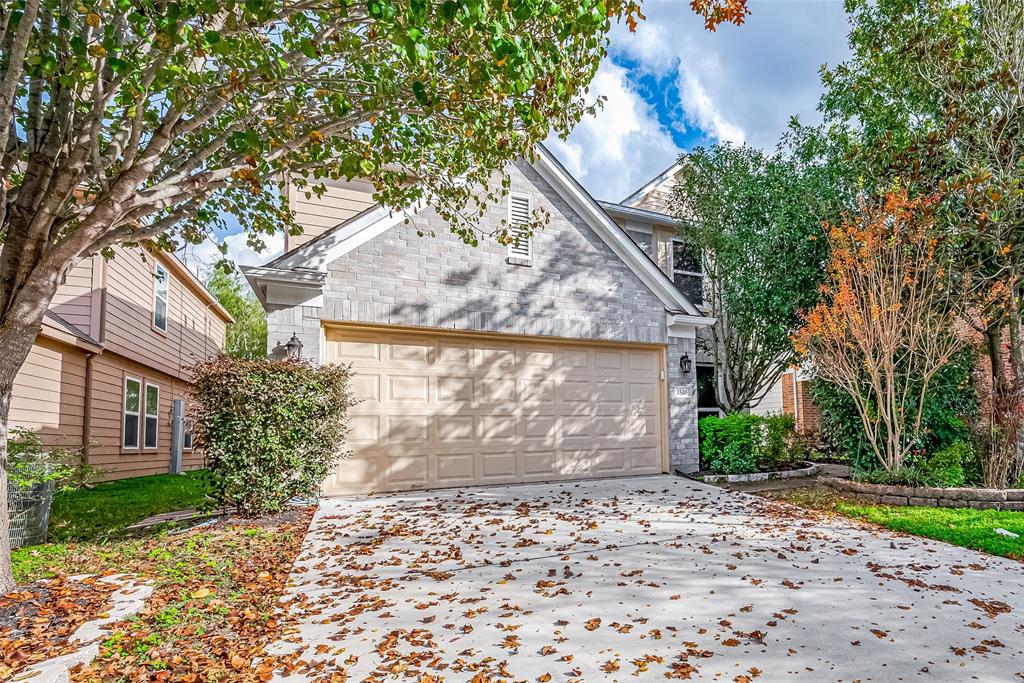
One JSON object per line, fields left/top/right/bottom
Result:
{"left": 620, "top": 162, "right": 819, "bottom": 432}
{"left": 243, "top": 146, "right": 714, "bottom": 496}
{"left": 9, "top": 247, "right": 233, "bottom": 480}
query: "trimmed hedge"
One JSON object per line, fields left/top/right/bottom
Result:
{"left": 698, "top": 413, "right": 806, "bottom": 475}
{"left": 191, "top": 357, "right": 355, "bottom": 516}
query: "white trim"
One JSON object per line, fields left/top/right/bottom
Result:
{"left": 153, "top": 263, "right": 170, "bottom": 333}
{"left": 251, "top": 144, "right": 705, "bottom": 318}
{"left": 122, "top": 375, "right": 142, "bottom": 449}
{"left": 667, "top": 313, "right": 716, "bottom": 338}
{"left": 272, "top": 201, "right": 428, "bottom": 272}
{"left": 506, "top": 192, "right": 533, "bottom": 262}
{"left": 143, "top": 382, "right": 160, "bottom": 450}
{"left": 621, "top": 162, "right": 683, "bottom": 207}
{"left": 530, "top": 146, "right": 702, "bottom": 316}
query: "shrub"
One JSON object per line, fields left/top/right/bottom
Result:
{"left": 709, "top": 441, "right": 758, "bottom": 475}
{"left": 811, "top": 348, "right": 978, "bottom": 475}
{"left": 699, "top": 413, "right": 805, "bottom": 474}
{"left": 699, "top": 414, "right": 759, "bottom": 471}
{"left": 922, "top": 441, "right": 975, "bottom": 488}
{"left": 190, "top": 357, "right": 355, "bottom": 516}
{"left": 6, "top": 428, "right": 76, "bottom": 490}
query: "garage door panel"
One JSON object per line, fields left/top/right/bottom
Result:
{"left": 481, "top": 451, "right": 517, "bottom": 479}
{"left": 479, "top": 415, "right": 515, "bottom": 442}
{"left": 437, "top": 376, "right": 474, "bottom": 402}
{"left": 437, "top": 453, "right": 476, "bottom": 484}
{"left": 383, "top": 415, "right": 429, "bottom": 443}
{"left": 436, "top": 415, "right": 475, "bottom": 443}
{"left": 385, "top": 455, "right": 429, "bottom": 485}
{"left": 322, "top": 327, "right": 666, "bottom": 495}
{"left": 388, "top": 375, "right": 429, "bottom": 402}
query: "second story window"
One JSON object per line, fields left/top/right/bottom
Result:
{"left": 153, "top": 264, "right": 169, "bottom": 332}
{"left": 672, "top": 239, "right": 703, "bottom": 306}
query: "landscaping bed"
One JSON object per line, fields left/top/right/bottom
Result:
{"left": 7, "top": 507, "right": 313, "bottom": 682}
{"left": 699, "top": 461, "right": 819, "bottom": 483}
{"left": 820, "top": 474, "right": 1024, "bottom": 511}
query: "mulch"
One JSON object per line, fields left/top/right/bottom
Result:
{"left": 0, "top": 575, "right": 118, "bottom": 679}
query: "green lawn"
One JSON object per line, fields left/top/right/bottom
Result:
{"left": 45, "top": 470, "right": 212, "bottom": 542}
{"left": 776, "top": 488, "right": 1024, "bottom": 560}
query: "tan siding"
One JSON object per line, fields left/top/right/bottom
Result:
{"left": 630, "top": 177, "right": 677, "bottom": 214}
{"left": 86, "top": 352, "right": 202, "bottom": 481}
{"left": 287, "top": 178, "right": 375, "bottom": 251}
{"left": 9, "top": 338, "right": 88, "bottom": 451}
{"left": 102, "top": 247, "right": 226, "bottom": 379}
{"left": 50, "top": 258, "right": 97, "bottom": 333}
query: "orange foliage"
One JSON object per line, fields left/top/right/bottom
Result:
{"left": 794, "top": 190, "right": 978, "bottom": 471}
{"left": 689, "top": 0, "right": 750, "bottom": 31}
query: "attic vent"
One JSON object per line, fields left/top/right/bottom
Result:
{"left": 506, "top": 193, "right": 533, "bottom": 264}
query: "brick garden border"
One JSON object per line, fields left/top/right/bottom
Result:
{"left": 819, "top": 475, "right": 1024, "bottom": 511}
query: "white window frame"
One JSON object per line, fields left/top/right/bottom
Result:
{"left": 122, "top": 375, "right": 142, "bottom": 449}
{"left": 143, "top": 383, "right": 160, "bottom": 450}
{"left": 182, "top": 413, "right": 194, "bottom": 452}
{"left": 506, "top": 193, "right": 533, "bottom": 262}
{"left": 671, "top": 238, "right": 703, "bottom": 304}
{"left": 153, "top": 263, "right": 170, "bottom": 333}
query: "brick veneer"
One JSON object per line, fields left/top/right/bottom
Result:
{"left": 268, "top": 159, "right": 701, "bottom": 473}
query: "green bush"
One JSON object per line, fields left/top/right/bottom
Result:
{"left": 699, "top": 413, "right": 805, "bottom": 474}
{"left": 6, "top": 428, "right": 76, "bottom": 490}
{"left": 191, "top": 357, "right": 355, "bottom": 516}
{"left": 811, "top": 348, "right": 978, "bottom": 474}
{"left": 709, "top": 441, "right": 758, "bottom": 475}
{"left": 853, "top": 442, "right": 978, "bottom": 489}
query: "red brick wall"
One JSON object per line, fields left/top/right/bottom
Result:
{"left": 780, "top": 372, "right": 820, "bottom": 434}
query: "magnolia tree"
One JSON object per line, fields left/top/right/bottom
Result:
{"left": 0, "top": 1, "right": 749, "bottom": 589}
{"left": 671, "top": 143, "right": 844, "bottom": 413}
{"left": 794, "top": 191, "right": 978, "bottom": 472}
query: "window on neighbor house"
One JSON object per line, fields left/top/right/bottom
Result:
{"left": 122, "top": 376, "right": 142, "bottom": 449}
{"left": 506, "top": 193, "right": 532, "bottom": 263}
{"left": 144, "top": 383, "right": 160, "bottom": 449}
{"left": 182, "top": 417, "right": 194, "bottom": 451}
{"left": 153, "top": 264, "right": 169, "bottom": 332}
{"left": 672, "top": 239, "right": 703, "bottom": 305}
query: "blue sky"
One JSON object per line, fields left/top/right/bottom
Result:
{"left": 548, "top": 0, "right": 853, "bottom": 202}
{"left": 183, "top": 0, "right": 853, "bottom": 273}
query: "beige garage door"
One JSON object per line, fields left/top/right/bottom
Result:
{"left": 322, "top": 326, "right": 667, "bottom": 495}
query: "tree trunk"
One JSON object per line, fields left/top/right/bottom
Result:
{"left": 0, "top": 279, "right": 61, "bottom": 592}
{"left": 0, "top": 383, "right": 13, "bottom": 592}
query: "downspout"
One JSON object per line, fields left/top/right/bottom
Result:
{"left": 82, "top": 351, "right": 95, "bottom": 469}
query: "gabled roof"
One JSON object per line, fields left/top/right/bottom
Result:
{"left": 245, "top": 144, "right": 703, "bottom": 317}
{"left": 621, "top": 161, "right": 683, "bottom": 207}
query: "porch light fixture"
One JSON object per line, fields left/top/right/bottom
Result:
{"left": 679, "top": 353, "right": 692, "bottom": 374}
{"left": 285, "top": 333, "right": 304, "bottom": 360}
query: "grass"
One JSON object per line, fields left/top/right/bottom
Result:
{"left": 9, "top": 509, "right": 314, "bottom": 681}
{"left": 46, "top": 469, "right": 211, "bottom": 542}
{"left": 775, "top": 488, "right": 1024, "bottom": 560}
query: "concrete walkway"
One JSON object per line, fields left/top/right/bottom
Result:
{"left": 269, "top": 475, "right": 1023, "bottom": 682}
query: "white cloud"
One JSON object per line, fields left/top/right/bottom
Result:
{"left": 546, "top": 61, "right": 682, "bottom": 202}
{"left": 177, "top": 230, "right": 284, "bottom": 281}
{"left": 552, "top": 0, "right": 852, "bottom": 198}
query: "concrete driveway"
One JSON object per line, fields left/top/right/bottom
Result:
{"left": 268, "top": 475, "right": 1024, "bottom": 682}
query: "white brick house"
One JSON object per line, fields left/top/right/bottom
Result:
{"left": 243, "top": 146, "right": 712, "bottom": 495}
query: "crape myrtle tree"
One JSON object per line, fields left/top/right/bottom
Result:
{"left": 671, "top": 142, "right": 845, "bottom": 413}
{"left": 0, "top": 0, "right": 749, "bottom": 589}
{"left": 813, "top": 0, "right": 1024, "bottom": 483}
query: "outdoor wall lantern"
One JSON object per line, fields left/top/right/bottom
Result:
{"left": 285, "top": 333, "right": 304, "bottom": 360}
{"left": 679, "top": 353, "right": 692, "bottom": 374}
